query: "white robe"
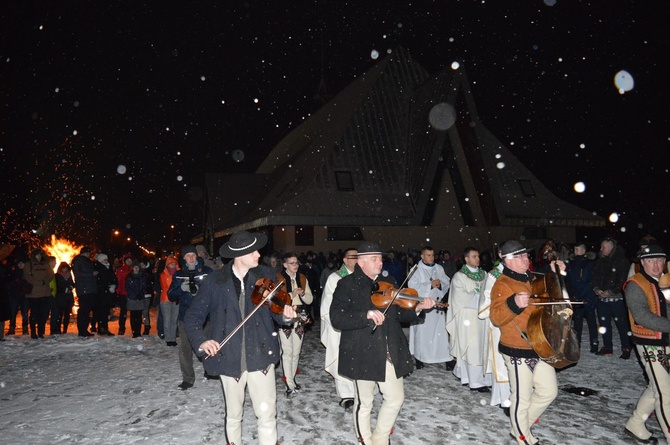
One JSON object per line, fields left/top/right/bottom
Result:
{"left": 320, "top": 269, "right": 355, "bottom": 399}
{"left": 478, "top": 264, "right": 510, "bottom": 407}
{"left": 408, "top": 261, "right": 452, "bottom": 363}
{"left": 446, "top": 268, "right": 492, "bottom": 389}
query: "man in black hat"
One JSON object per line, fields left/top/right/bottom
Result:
{"left": 331, "top": 241, "right": 436, "bottom": 445}
{"left": 623, "top": 244, "right": 668, "bottom": 445}
{"left": 490, "top": 240, "right": 565, "bottom": 445}
{"left": 184, "top": 231, "right": 297, "bottom": 445}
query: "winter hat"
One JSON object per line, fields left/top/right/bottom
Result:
{"left": 357, "top": 242, "right": 383, "bottom": 256}
{"left": 499, "top": 240, "right": 533, "bottom": 258}
{"left": 219, "top": 231, "right": 268, "bottom": 258}
{"left": 181, "top": 245, "right": 198, "bottom": 258}
{"left": 96, "top": 253, "right": 108, "bottom": 263}
{"left": 639, "top": 245, "right": 666, "bottom": 259}
{"left": 196, "top": 245, "right": 208, "bottom": 256}
{"left": 80, "top": 246, "right": 91, "bottom": 254}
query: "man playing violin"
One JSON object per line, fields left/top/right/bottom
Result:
{"left": 277, "top": 252, "right": 314, "bottom": 398}
{"left": 184, "top": 230, "right": 297, "bottom": 445}
{"left": 490, "top": 240, "right": 564, "bottom": 445}
{"left": 330, "top": 242, "right": 436, "bottom": 445}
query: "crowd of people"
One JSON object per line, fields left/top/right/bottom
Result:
{"left": 1, "top": 232, "right": 669, "bottom": 445}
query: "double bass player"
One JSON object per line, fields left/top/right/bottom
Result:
{"left": 490, "top": 240, "right": 565, "bottom": 445}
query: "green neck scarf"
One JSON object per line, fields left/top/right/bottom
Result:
{"left": 459, "top": 264, "right": 485, "bottom": 282}
{"left": 337, "top": 263, "right": 350, "bottom": 278}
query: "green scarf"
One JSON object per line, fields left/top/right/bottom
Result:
{"left": 459, "top": 264, "right": 485, "bottom": 282}
{"left": 337, "top": 263, "right": 350, "bottom": 278}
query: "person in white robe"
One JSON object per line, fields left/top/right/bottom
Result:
{"left": 478, "top": 261, "right": 511, "bottom": 410}
{"left": 409, "top": 246, "right": 453, "bottom": 369}
{"left": 320, "top": 248, "right": 357, "bottom": 409}
{"left": 446, "top": 247, "right": 492, "bottom": 391}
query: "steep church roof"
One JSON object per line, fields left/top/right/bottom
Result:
{"left": 204, "top": 47, "right": 602, "bottom": 239}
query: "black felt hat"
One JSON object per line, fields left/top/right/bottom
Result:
{"left": 219, "top": 231, "right": 268, "bottom": 258}
{"left": 356, "top": 242, "right": 383, "bottom": 256}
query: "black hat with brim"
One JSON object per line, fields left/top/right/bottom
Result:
{"left": 219, "top": 231, "right": 268, "bottom": 258}
{"left": 499, "top": 240, "right": 533, "bottom": 258}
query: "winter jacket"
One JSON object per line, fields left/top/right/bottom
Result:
{"left": 489, "top": 267, "right": 541, "bottom": 358}
{"left": 184, "top": 262, "right": 284, "bottom": 378}
{"left": 115, "top": 261, "right": 132, "bottom": 296}
{"left": 330, "top": 264, "right": 421, "bottom": 382}
{"left": 160, "top": 257, "right": 179, "bottom": 303}
{"left": 55, "top": 273, "right": 75, "bottom": 309}
{"left": 71, "top": 254, "right": 98, "bottom": 296}
{"left": 592, "top": 245, "right": 630, "bottom": 297}
{"left": 94, "top": 261, "right": 117, "bottom": 296}
{"left": 25, "top": 252, "right": 54, "bottom": 299}
{"left": 167, "top": 258, "right": 211, "bottom": 321}
{"left": 125, "top": 271, "right": 148, "bottom": 301}
{"left": 567, "top": 255, "right": 596, "bottom": 307}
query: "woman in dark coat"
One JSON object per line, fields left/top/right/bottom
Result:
{"left": 125, "top": 262, "right": 148, "bottom": 338}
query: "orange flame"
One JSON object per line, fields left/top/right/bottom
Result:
{"left": 43, "top": 235, "right": 82, "bottom": 271}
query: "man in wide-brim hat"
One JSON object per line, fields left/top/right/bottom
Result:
{"left": 184, "top": 230, "right": 297, "bottom": 445}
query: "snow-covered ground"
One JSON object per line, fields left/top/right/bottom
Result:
{"left": 0, "top": 308, "right": 659, "bottom": 444}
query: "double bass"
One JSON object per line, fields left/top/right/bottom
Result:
{"left": 526, "top": 259, "right": 581, "bottom": 369}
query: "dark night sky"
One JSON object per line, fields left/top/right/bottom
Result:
{"left": 2, "top": 1, "right": 669, "bottom": 253}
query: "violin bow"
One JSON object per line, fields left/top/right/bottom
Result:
{"left": 371, "top": 263, "right": 419, "bottom": 334}
{"left": 203, "top": 279, "right": 285, "bottom": 360}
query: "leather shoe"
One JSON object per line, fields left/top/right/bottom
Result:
{"left": 178, "top": 381, "right": 193, "bottom": 390}
{"left": 595, "top": 347, "right": 613, "bottom": 356}
{"left": 620, "top": 348, "right": 631, "bottom": 360}
{"left": 590, "top": 343, "right": 599, "bottom": 353}
{"left": 415, "top": 359, "right": 424, "bottom": 370}
{"left": 445, "top": 360, "right": 456, "bottom": 371}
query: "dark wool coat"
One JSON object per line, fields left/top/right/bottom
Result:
{"left": 184, "top": 263, "right": 285, "bottom": 379}
{"left": 331, "top": 264, "right": 422, "bottom": 382}
{"left": 71, "top": 254, "right": 98, "bottom": 296}
{"left": 592, "top": 245, "right": 630, "bottom": 296}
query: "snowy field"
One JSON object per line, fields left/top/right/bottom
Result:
{"left": 0, "top": 308, "right": 660, "bottom": 445}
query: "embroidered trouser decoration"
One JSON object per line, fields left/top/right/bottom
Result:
{"left": 504, "top": 355, "right": 557, "bottom": 445}
{"left": 638, "top": 345, "right": 670, "bottom": 442}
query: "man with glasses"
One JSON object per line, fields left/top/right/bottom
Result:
{"left": 331, "top": 242, "right": 435, "bottom": 445}
{"left": 623, "top": 244, "right": 668, "bottom": 445}
{"left": 277, "top": 252, "right": 314, "bottom": 398}
{"left": 592, "top": 237, "right": 631, "bottom": 358}
{"left": 490, "top": 240, "right": 564, "bottom": 445}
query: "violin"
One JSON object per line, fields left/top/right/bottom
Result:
{"left": 251, "top": 278, "right": 311, "bottom": 326}
{"left": 251, "top": 278, "right": 293, "bottom": 315}
{"left": 371, "top": 281, "right": 448, "bottom": 311}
